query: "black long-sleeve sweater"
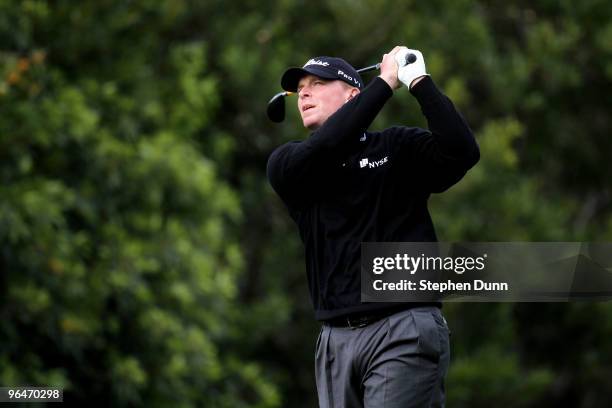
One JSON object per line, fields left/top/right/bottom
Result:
{"left": 267, "top": 76, "right": 480, "bottom": 321}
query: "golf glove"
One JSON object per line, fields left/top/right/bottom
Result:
{"left": 395, "top": 47, "right": 428, "bottom": 89}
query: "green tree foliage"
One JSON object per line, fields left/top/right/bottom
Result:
{"left": 0, "top": 1, "right": 278, "bottom": 406}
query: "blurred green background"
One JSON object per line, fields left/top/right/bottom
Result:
{"left": 1, "top": 0, "right": 611, "bottom": 406}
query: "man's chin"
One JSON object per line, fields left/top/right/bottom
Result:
{"left": 303, "top": 111, "right": 327, "bottom": 129}
{"left": 302, "top": 118, "right": 321, "bottom": 130}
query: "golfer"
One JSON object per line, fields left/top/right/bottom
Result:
{"left": 267, "top": 46, "right": 479, "bottom": 407}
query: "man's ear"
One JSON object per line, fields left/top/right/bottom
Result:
{"left": 346, "top": 87, "right": 360, "bottom": 102}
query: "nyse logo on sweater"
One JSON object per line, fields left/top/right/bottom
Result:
{"left": 359, "top": 156, "right": 389, "bottom": 169}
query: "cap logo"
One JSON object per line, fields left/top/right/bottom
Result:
{"left": 304, "top": 59, "right": 329, "bottom": 68}
{"left": 338, "top": 69, "right": 361, "bottom": 87}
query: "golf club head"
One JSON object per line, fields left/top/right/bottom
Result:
{"left": 267, "top": 91, "right": 291, "bottom": 123}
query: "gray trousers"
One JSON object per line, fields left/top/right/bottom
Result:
{"left": 315, "top": 306, "right": 450, "bottom": 408}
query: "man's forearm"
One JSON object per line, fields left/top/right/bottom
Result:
{"left": 410, "top": 76, "right": 479, "bottom": 163}
{"left": 305, "top": 77, "right": 393, "bottom": 157}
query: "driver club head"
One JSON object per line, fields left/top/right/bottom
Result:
{"left": 267, "top": 91, "right": 292, "bottom": 123}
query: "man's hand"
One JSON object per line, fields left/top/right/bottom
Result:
{"left": 378, "top": 46, "right": 402, "bottom": 91}
{"left": 395, "top": 47, "right": 428, "bottom": 89}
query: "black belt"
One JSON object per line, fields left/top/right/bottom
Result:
{"left": 324, "top": 306, "right": 410, "bottom": 329}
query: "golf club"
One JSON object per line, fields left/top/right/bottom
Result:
{"left": 267, "top": 52, "right": 417, "bottom": 123}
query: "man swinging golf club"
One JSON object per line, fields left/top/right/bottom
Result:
{"left": 267, "top": 46, "right": 480, "bottom": 407}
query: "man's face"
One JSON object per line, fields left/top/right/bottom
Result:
{"left": 297, "top": 75, "right": 358, "bottom": 130}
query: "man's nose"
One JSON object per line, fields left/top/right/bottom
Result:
{"left": 298, "top": 86, "right": 311, "bottom": 98}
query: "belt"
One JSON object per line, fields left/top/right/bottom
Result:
{"left": 324, "top": 306, "right": 409, "bottom": 329}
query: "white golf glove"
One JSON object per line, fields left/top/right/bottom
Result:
{"left": 395, "top": 47, "right": 428, "bottom": 89}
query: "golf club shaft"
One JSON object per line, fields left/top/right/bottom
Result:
{"left": 357, "top": 52, "right": 416, "bottom": 74}
{"left": 267, "top": 53, "right": 416, "bottom": 123}
{"left": 357, "top": 63, "right": 380, "bottom": 74}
